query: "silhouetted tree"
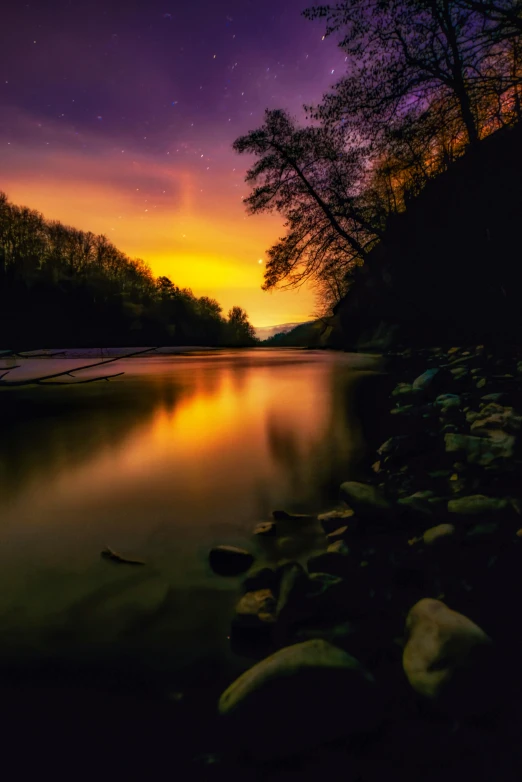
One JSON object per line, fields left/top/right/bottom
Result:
{"left": 0, "top": 193, "right": 254, "bottom": 349}
{"left": 233, "top": 109, "right": 384, "bottom": 296}
{"left": 304, "top": 0, "right": 498, "bottom": 148}
{"left": 226, "top": 306, "right": 258, "bottom": 346}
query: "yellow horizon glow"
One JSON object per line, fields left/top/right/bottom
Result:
{"left": 2, "top": 139, "right": 316, "bottom": 328}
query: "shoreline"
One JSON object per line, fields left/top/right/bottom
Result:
{"left": 208, "top": 343, "right": 522, "bottom": 778}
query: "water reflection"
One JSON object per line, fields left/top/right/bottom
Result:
{"left": 0, "top": 349, "right": 379, "bottom": 685}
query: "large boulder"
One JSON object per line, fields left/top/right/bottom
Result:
{"left": 218, "top": 639, "right": 381, "bottom": 760}
{"left": 403, "top": 599, "right": 494, "bottom": 714}
{"left": 209, "top": 546, "right": 254, "bottom": 576}
{"left": 339, "top": 481, "right": 393, "bottom": 519}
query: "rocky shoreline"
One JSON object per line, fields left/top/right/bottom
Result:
{"left": 207, "top": 344, "right": 522, "bottom": 781}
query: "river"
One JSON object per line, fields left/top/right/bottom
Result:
{"left": 0, "top": 348, "right": 381, "bottom": 768}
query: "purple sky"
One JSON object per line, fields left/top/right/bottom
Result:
{"left": 0, "top": 0, "right": 345, "bottom": 326}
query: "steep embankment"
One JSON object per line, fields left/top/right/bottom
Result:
{"left": 336, "top": 123, "right": 522, "bottom": 350}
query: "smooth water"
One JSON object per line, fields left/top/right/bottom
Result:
{"left": 0, "top": 348, "right": 379, "bottom": 694}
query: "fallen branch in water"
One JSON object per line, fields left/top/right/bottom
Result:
{"left": 0, "top": 346, "right": 157, "bottom": 387}
{"left": 0, "top": 366, "right": 20, "bottom": 381}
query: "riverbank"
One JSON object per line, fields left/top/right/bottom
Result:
{"left": 208, "top": 343, "right": 522, "bottom": 780}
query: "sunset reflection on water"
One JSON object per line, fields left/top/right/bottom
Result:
{"left": 0, "top": 349, "right": 379, "bottom": 685}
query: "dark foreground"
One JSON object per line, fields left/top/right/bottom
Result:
{"left": 4, "top": 344, "right": 522, "bottom": 781}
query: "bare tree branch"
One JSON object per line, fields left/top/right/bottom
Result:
{"left": 0, "top": 347, "right": 157, "bottom": 388}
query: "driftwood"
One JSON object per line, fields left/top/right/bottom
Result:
{"left": 100, "top": 546, "right": 146, "bottom": 566}
{"left": 0, "top": 347, "right": 157, "bottom": 387}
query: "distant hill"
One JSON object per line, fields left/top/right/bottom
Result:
{"left": 261, "top": 317, "right": 343, "bottom": 348}
{"left": 254, "top": 322, "right": 311, "bottom": 340}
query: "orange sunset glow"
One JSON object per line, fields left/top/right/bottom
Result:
{"left": 0, "top": 0, "right": 348, "bottom": 328}
{"left": 1, "top": 128, "right": 316, "bottom": 327}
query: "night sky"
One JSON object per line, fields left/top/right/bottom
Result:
{"left": 0, "top": 0, "right": 345, "bottom": 326}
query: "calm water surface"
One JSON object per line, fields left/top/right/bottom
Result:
{"left": 0, "top": 349, "right": 379, "bottom": 693}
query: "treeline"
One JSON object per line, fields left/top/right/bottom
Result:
{"left": 234, "top": 0, "right": 522, "bottom": 313}
{"left": 0, "top": 192, "right": 257, "bottom": 348}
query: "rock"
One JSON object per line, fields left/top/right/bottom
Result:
{"left": 403, "top": 599, "right": 493, "bottom": 714}
{"left": 230, "top": 589, "right": 277, "bottom": 657}
{"left": 326, "top": 526, "right": 349, "bottom": 543}
{"left": 378, "top": 433, "right": 437, "bottom": 463}
{"left": 398, "top": 491, "right": 435, "bottom": 517}
{"left": 392, "top": 382, "right": 418, "bottom": 398}
{"left": 448, "top": 495, "right": 510, "bottom": 517}
{"left": 253, "top": 521, "right": 277, "bottom": 537}
{"left": 447, "top": 354, "right": 475, "bottom": 367}
{"left": 422, "top": 524, "right": 456, "bottom": 546}
{"left": 327, "top": 540, "right": 350, "bottom": 556}
{"left": 390, "top": 404, "right": 414, "bottom": 415}
{"left": 307, "top": 572, "right": 344, "bottom": 595}
{"left": 209, "top": 546, "right": 254, "bottom": 576}
{"left": 412, "top": 368, "right": 439, "bottom": 391}
{"left": 339, "top": 481, "right": 392, "bottom": 519}
{"left": 318, "top": 508, "right": 355, "bottom": 534}
{"left": 428, "top": 469, "right": 452, "bottom": 478}
{"left": 435, "top": 394, "right": 461, "bottom": 410}
{"left": 218, "top": 639, "right": 381, "bottom": 760}
{"left": 451, "top": 367, "right": 468, "bottom": 380}
{"left": 272, "top": 510, "right": 315, "bottom": 522}
{"left": 100, "top": 547, "right": 145, "bottom": 565}
{"left": 242, "top": 567, "right": 277, "bottom": 593}
{"left": 235, "top": 590, "right": 277, "bottom": 626}
{"left": 444, "top": 432, "right": 515, "bottom": 465}
{"left": 377, "top": 437, "right": 402, "bottom": 455}
{"left": 307, "top": 551, "right": 349, "bottom": 577}
{"left": 481, "top": 393, "right": 508, "bottom": 404}
{"left": 470, "top": 404, "right": 522, "bottom": 436}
